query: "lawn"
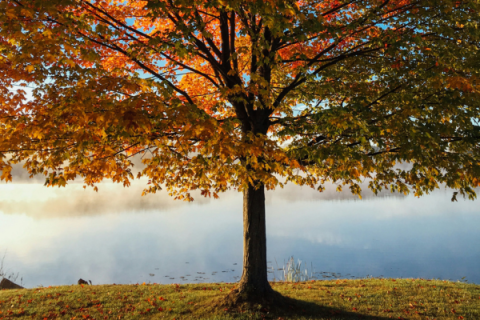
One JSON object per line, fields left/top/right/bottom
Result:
{"left": 1, "top": 278, "right": 479, "bottom": 319}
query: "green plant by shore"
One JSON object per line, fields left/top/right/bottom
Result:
{"left": 1, "top": 278, "right": 479, "bottom": 319}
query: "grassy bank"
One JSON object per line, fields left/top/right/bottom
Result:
{"left": 1, "top": 279, "right": 479, "bottom": 319}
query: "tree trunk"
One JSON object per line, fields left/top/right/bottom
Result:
{"left": 214, "top": 181, "right": 289, "bottom": 311}
{"left": 236, "top": 182, "right": 274, "bottom": 300}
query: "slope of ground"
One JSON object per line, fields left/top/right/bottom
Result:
{"left": 1, "top": 279, "right": 479, "bottom": 319}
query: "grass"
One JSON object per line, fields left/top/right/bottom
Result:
{"left": 1, "top": 278, "right": 479, "bottom": 319}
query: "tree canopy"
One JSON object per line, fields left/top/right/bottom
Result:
{"left": 1, "top": 0, "right": 479, "bottom": 307}
{"left": 1, "top": 0, "right": 479, "bottom": 200}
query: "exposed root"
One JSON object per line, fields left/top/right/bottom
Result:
{"left": 208, "top": 287, "right": 295, "bottom": 315}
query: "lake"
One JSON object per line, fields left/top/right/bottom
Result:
{"left": 1, "top": 180, "right": 479, "bottom": 288}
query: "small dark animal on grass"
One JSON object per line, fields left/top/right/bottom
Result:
{"left": 78, "top": 279, "right": 92, "bottom": 285}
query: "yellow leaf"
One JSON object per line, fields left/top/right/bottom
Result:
{"left": 65, "top": 59, "right": 76, "bottom": 67}
{"left": 20, "top": 9, "right": 33, "bottom": 18}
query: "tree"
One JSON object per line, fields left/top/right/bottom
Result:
{"left": 1, "top": 0, "right": 479, "bottom": 307}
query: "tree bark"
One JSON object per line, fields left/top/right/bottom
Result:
{"left": 236, "top": 182, "right": 273, "bottom": 300}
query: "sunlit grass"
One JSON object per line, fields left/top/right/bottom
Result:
{"left": 1, "top": 278, "right": 479, "bottom": 319}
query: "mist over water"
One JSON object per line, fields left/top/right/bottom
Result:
{"left": 0, "top": 179, "right": 479, "bottom": 288}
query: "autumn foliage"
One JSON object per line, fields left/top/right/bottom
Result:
{"left": 1, "top": 0, "right": 479, "bottom": 200}
{"left": 1, "top": 0, "right": 480, "bottom": 306}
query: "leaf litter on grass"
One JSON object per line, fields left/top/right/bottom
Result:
{"left": 0, "top": 279, "right": 479, "bottom": 319}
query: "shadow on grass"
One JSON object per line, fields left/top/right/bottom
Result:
{"left": 216, "top": 291, "right": 393, "bottom": 320}
{"left": 274, "top": 295, "right": 392, "bottom": 319}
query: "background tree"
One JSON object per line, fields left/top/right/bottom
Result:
{"left": 1, "top": 0, "right": 479, "bottom": 307}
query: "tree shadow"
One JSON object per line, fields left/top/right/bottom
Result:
{"left": 217, "top": 291, "right": 394, "bottom": 320}
{"left": 272, "top": 295, "right": 393, "bottom": 319}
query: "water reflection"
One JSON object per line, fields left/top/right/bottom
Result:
{"left": 0, "top": 181, "right": 479, "bottom": 287}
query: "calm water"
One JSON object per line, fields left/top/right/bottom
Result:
{"left": 0, "top": 179, "right": 479, "bottom": 288}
